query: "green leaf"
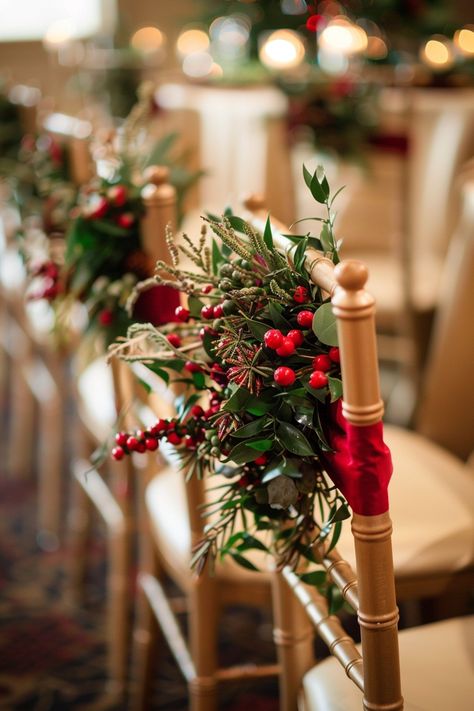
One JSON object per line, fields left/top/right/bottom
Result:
{"left": 277, "top": 422, "right": 314, "bottom": 456}
{"left": 224, "top": 386, "right": 250, "bottom": 413}
{"left": 247, "top": 319, "right": 269, "bottom": 340}
{"left": 246, "top": 395, "right": 273, "bottom": 416}
{"left": 327, "top": 520, "right": 343, "bottom": 553}
{"left": 328, "top": 583, "right": 344, "bottom": 614}
{"left": 310, "top": 172, "right": 328, "bottom": 204}
{"left": 268, "top": 301, "right": 291, "bottom": 330}
{"left": 319, "top": 223, "right": 333, "bottom": 253}
{"left": 188, "top": 294, "right": 205, "bottom": 318}
{"left": 299, "top": 570, "right": 327, "bottom": 587}
{"left": 212, "top": 237, "right": 224, "bottom": 274}
{"left": 312, "top": 303, "right": 338, "bottom": 346}
{"left": 227, "top": 441, "right": 262, "bottom": 465}
{"left": 192, "top": 371, "right": 206, "bottom": 389}
{"left": 93, "top": 220, "right": 130, "bottom": 237}
{"left": 293, "top": 236, "right": 309, "bottom": 275}
{"left": 327, "top": 376, "right": 343, "bottom": 403}
{"left": 263, "top": 216, "right": 274, "bottom": 250}
{"left": 247, "top": 439, "right": 273, "bottom": 452}
{"left": 227, "top": 215, "right": 248, "bottom": 233}
{"left": 237, "top": 533, "right": 268, "bottom": 553}
{"left": 303, "top": 164, "right": 313, "bottom": 190}
{"left": 229, "top": 551, "right": 259, "bottom": 571}
{"left": 232, "top": 418, "right": 267, "bottom": 439}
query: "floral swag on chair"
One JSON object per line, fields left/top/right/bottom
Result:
{"left": 108, "top": 166, "right": 392, "bottom": 607}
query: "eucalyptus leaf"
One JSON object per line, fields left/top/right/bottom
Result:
{"left": 310, "top": 172, "right": 328, "bottom": 204}
{"left": 328, "top": 376, "right": 343, "bottom": 403}
{"left": 188, "top": 294, "right": 205, "bottom": 318}
{"left": 312, "top": 303, "right": 338, "bottom": 346}
{"left": 227, "top": 441, "right": 262, "bottom": 465}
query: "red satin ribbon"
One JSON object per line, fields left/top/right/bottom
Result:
{"left": 323, "top": 400, "right": 393, "bottom": 515}
{"left": 132, "top": 285, "right": 180, "bottom": 326}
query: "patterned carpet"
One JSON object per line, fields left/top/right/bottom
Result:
{"left": 0, "top": 479, "right": 279, "bottom": 710}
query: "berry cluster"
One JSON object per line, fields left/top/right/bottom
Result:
{"left": 264, "top": 323, "right": 340, "bottom": 390}
{"left": 82, "top": 184, "right": 136, "bottom": 229}
{"left": 28, "top": 260, "right": 61, "bottom": 301}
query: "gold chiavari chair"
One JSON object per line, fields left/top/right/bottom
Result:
{"left": 244, "top": 195, "right": 474, "bottom": 613}
{"left": 270, "top": 257, "right": 474, "bottom": 710}
{"left": 67, "top": 165, "right": 183, "bottom": 696}
{"left": 0, "top": 97, "right": 92, "bottom": 549}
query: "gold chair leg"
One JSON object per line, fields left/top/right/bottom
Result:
{"left": 7, "top": 356, "right": 35, "bottom": 478}
{"left": 188, "top": 573, "right": 219, "bottom": 711}
{"left": 66, "top": 476, "right": 94, "bottom": 606}
{"left": 131, "top": 548, "right": 161, "bottom": 711}
{"left": 37, "top": 391, "right": 63, "bottom": 550}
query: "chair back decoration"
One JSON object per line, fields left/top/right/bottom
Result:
{"left": 106, "top": 161, "right": 397, "bottom": 681}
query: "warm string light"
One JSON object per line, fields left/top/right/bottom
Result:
{"left": 130, "top": 26, "right": 165, "bottom": 57}
{"left": 259, "top": 30, "right": 306, "bottom": 70}
{"left": 420, "top": 36, "right": 455, "bottom": 71}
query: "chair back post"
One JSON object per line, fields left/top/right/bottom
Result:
{"left": 332, "top": 261, "right": 403, "bottom": 711}
{"left": 140, "top": 165, "right": 177, "bottom": 264}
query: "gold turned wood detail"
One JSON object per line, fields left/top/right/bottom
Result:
{"left": 332, "top": 260, "right": 384, "bottom": 426}
{"left": 352, "top": 512, "right": 403, "bottom": 711}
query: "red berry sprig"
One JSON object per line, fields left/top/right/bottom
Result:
{"left": 296, "top": 310, "right": 314, "bottom": 328}
{"left": 293, "top": 286, "right": 309, "bottom": 303}
{"left": 274, "top": 366, "right": 296, "bottom": 387}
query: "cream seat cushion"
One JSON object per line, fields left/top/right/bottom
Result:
{"left": 337, "top": 425, "right": 474, "bottom": 578}
{"left": 302, "top": 615, "right": 474, "bottom": 711}
{"left": 146, "top": 464, "right": 271, "bottom": 590}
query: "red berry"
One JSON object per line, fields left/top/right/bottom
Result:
{"left": 276, "top": 337, "right": 296, "bottom": 357}
{"left": 254, "top": 454, "right": 268, "bottom": 466}
{"left": 87, "top": 196, "right": 109, "bottom": 220}
{"left": 42, "top": 285, "right": 58, "bottom": 300}
{"left": 274, "top": 366, "right": 296, "bottom": 387}
{"left": 126, "top": 436, "right": 139, "bottom": 451}
{"left": 287, "top": 329, "right": 304, "bottom": 346}
{"left": 145, "top": 438, "right": 159, "bottom": 451}
{"left": 201, "top": 304, "right": 215, "bottom": 320}
{"left": 191, "top": 405, "right": 205, "bottom": 417}
{"left": 167, "top": 432, "right": 182, "bottom": 446}
{"left": 108, "top": 184, "right": 127, "bottom": 206}
{"left": 150, "top": 419, "right": 168, "bottom": 434}
{"left": 199, "top": 326, "right": 218, "bottom": 340}
{"left": 293, "top": 286, "right": 309, "bottom": 303}
{"left": 329, "top": 346, "right": 340, "bottom": 363}
{"left": 167, "top": 333, "right": 182, "bottom": 348}
{"left": 112, "top": 446, "right": 125, "bottom": 461}
{"left": 184, "top": 361, "right": 202, "bottom": 373}
{"left": 202, "top": 284, "right": 213, "bottom": 294}
{"left": 117, "top": 212, "right": 134, "bottom": 229}
{"left": 312, "top": 354, "right": 332, "bottom": 372}
{"left": 309, "top": 370, "right": 328, "bottom": 389}
{"left": 135, "top": 430, "right": 146, "bottom": 441}
{"left": 264, "top": 329, "right": 284, "bottom": 350}
{"left": 184, "top": 435, "right": 196, "bottom": 449}
{"left": 213, "top": 304, "right": 224, "bottom": 318}
{"left": 175, "top": 306, "right": 190, "bottom": 322}
{"left": 98, "top": 309, "right": 114, "bottom": 326}
{"left": 136, "top": 442, "right": 146, "bottom": 453}
{"left": 115, "top": 432, "right": 128, "bottom": 447}
{"left": 296, "top": 310, "right": 314, "bottom": 328}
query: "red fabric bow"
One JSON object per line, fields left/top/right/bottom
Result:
{"left": 133, "top": 285, "right": 180, "bottom": 326}
{"left": 323, "top": 400, "right": 393, "bottom": 516}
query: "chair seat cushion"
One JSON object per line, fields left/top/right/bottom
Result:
{"left": 302, "top": 615, "right": 474, "bottom": 711}
{"left": 146, "top": 465, "right": 271, "bottom": 589}
{"left": 336, "top": 425, "right": 474, "bottom": 579}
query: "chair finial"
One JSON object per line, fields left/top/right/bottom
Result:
{"left": 335, "top": 260, "right": 368, "bottom": 291}
{"left": 243, "top": 193, "right": 266, "bottom": 212}
{"left": 143, "top": 165, "right": 170, "bottom": 186}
